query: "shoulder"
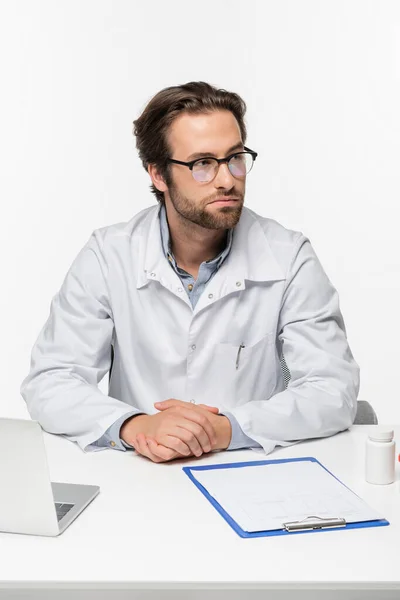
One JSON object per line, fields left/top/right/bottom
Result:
{"left": 84, "top": 205, "right": 159, "bottom": 254}
{"left": 93, "top": 205, "right": 158, "bottom": 244}
{"left": 240, "top": 206, "right": 308, "bottom": 254}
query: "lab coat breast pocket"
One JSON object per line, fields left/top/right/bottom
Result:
{"left": 207, "top": 332, "right": 277, "bottom": 407}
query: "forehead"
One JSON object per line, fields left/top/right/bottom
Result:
{"left": 167, "top": 110, "right": 242, "bottom": 159}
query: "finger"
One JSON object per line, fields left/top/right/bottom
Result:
{"left": 154, "top": 402, "right": 217, "bottom": 451}
{"left": 154, "top": 399, "right": 188, "bottom": 411}
{"left": 146, "top": 437, "right": 183, "bottom": 461}
{"left": 174, "top": 420, "right": 211, "bottom": 455}
{"left": 167, "top": 425, "right": 203, "bottom": 457}
{"left": 136, "top": 433, "right": 163, "bottom": 463}
{"left": 198, "top": 404, "right": 220, "bottom": 414}
{"left": 177, "top": 407, "right": 217, "bottom": 448}
{"left": 155, "top": 399, "right": 219, "bottom": 415}
{"left": 152, "top": 434, "right": 192, "bottom": 457}
{"left": 130, "top": 438, "right": 141, "bottom": 454}
{"left": 135, "top": 434, "right": 153, "bottom": 459}
{"left": 130, "top": 433, "right": 145, "bottom": 455}
{"left": 169, "top": 415, "right": 215, "bottom": 454}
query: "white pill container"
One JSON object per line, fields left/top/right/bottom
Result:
{"left": 365, "top": 429, "right": 396, "bottom": 485}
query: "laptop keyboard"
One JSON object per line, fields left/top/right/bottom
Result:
{"left": 55, "top": 502, "right": 74, "bottom": 522}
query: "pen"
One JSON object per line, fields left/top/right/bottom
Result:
{"left": 236, "top": 343, "right": 245, "bottom": 370}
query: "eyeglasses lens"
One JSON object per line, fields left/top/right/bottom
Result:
{"left": 192, "top": 153, "right": 254, "bottom": 182}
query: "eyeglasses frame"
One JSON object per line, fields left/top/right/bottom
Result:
{"left": 165, "top": 146, "right": 258, "bottom": 181}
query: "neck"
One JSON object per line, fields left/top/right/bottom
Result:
{"left": 164, "top": 202, "right": 228, "bottom": 272}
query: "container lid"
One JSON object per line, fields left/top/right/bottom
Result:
{"left": 368, "top": 429, "right": 394, "bottom": 442}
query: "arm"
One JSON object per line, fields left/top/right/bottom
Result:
{"left": 88, "top": 411, "right": 143, "bottom": 451}
{"left": 222, "top": 412, "right": 262, "bottom": 450}
{"left": 227, "top": 235, "right": 360, "bottom": 455}
{"left": 20, "top": 233, "right": 139, "bottom": 452}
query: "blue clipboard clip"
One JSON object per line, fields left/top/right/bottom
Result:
{"left": 283, "top": 515, "right": 346, "bottom": 532}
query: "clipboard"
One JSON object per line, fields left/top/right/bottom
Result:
{"left": 182, "top": 457, "right": 390, "bottom": 538}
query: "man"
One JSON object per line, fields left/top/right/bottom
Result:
{"left": 20, "top": 81, "right": 360, "bottom": 463}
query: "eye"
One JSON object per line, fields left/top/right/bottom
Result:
{"left": 195, "top": 158, "right": 213, "bottom": 167}
{"left": 231, "top": 153, "right": 245, "bottom": 163}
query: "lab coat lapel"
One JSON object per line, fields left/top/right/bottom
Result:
{"left": 136, "top": 204, "right": 286, "bottom": 311}
{"left": 193, "top": 208, "right": 286, "bottom": 314}
{"left": 135, "top": 205, "right": 191, "bottom": 306}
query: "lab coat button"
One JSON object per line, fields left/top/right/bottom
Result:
{"left": 208, "top": 293, "right": 213, "bottom": 299}
{"left": 177, "top": 287, "right": 183, "bottom": 292}
{"left": 236, "top": 281, "right": 242, "bottom": 287}
{"left": 191, "top": 344, "right": 196, "bottom": 351}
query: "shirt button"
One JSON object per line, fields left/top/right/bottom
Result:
{"left": 188, "top": 284, "right": 193, "bottom": 292}
{"left": 191, "top": 344, "right": 196, "bottom": 351}
{"left": 110, "top": 441, "right": 116, "bottom": 447}
{"left": 208, "top": 293, "right": 213, "bottom": 299}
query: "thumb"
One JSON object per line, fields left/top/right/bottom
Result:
{"left": 198, "top": 404, "right": 220, "bottom": 414}
{"left": 154, "top": 399, "right": 179, "bottom": 411}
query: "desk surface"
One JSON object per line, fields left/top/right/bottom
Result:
{"left": 1, "top": 425, "right": 399, "bottom": 596}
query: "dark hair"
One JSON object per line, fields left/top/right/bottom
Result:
{"left": 132, "top": 81, "right": 247, "bottom": 203}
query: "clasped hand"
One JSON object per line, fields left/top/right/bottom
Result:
{"left": 120, "top": 399, "right": 230, "bottom": 463}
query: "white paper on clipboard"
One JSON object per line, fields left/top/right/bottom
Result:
{"left": 192, "top": 460, "right": 383, "bottom": 533}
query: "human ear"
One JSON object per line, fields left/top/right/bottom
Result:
{"left": 148, "top": 164, "right": 168, "bottom": 193}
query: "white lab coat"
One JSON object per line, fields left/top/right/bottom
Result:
{"left": 20, "top": 204, "right": 360, "bottom": 454}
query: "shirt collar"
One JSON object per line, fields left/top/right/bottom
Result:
{"left": 136, "top": 203, "right": 286, "bottom": 290}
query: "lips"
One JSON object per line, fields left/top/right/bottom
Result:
{"left": 211, "top": 198, "right": 239, "bottom": 203}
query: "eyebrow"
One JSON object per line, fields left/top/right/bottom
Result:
{"left": 186, "top": 142, "right": 244, "bottom": 162}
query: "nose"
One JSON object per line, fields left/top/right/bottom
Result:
{"left": 213, "top": 162, "right": 235, "bottom": 188}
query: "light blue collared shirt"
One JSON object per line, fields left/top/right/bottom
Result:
{"left": 92, "top": 204, "right": 261, "bottom": 452}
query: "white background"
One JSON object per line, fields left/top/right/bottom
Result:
{"left": 1, "top": 0, "right": 399, "bottom": 423}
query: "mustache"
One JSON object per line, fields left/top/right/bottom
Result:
{"left": 207, "top": 192, "right": 244, "bottom": 203}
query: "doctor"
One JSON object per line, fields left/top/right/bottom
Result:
{"left": 21, "top": 81, "right": 360, "bottom": 463}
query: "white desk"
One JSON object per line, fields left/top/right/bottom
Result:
{"left": 1, "top": 425, "right": 399, "bottom": 600}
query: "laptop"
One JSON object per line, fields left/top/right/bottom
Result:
{"left": 0, "top": 417, "right": 100, "bottom": 537}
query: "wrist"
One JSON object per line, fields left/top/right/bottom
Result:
{"left": 120, "top": 414, "right": 148, "bottom": 445}
{"left": 214, "top": 415, "right": 232, "bottom": 450}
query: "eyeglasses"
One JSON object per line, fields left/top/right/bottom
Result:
{"left": 166, "top": 146, "right": 258, "bottom": 183}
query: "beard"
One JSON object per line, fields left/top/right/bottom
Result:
{"left": 168, "top": 183, "right": 244, "bottom": 230}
